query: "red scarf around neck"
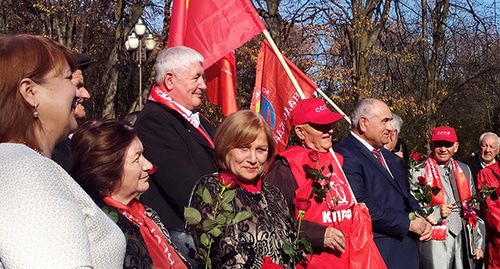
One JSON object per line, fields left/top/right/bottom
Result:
{"left": 219, "top": 171, "right": 263, "bottom": 193}
{"left": 148, "top": 84, "right": 215, "bottom": 149}
{"left": 103, "top": 197, "right": 187, "bottom": 269}
{"left": 424, "top": 157, "right": 471, "bottom": 204}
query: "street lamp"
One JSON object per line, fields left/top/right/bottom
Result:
{"left": 125, "top": 18, "right": 156, "bottom": 110}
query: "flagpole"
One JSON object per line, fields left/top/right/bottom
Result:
{"left": 315, "top": 88, "right": 352, "bottom": 125}
{"left": 262, "top": 30, "right": 351, "bottom": 125}
{"left": 262, "top": 30, "right": 306, "bottom": 99}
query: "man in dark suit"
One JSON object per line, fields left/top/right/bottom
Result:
{"left": 335, "top": 98, "right": 431, "bottom": 269}
{"left": 135, "top": 46, "right": 218, "bottom": 230}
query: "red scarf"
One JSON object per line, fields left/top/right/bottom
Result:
{"left": 103, "top": 197, "right": 187, "bottom": 269}
{"left": 148, "top": 84, "right": 215, "bottom": 149}
{"left": 424, "top": 157, "right": 471, "bottom": 204}
{"left": 219, "top": 171, "right": 263, "bottom": 193}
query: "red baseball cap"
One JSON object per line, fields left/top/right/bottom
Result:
{"left": 431, "top": 126, "right": 457, "bottom": 143}
{"left": 291, "top": 98, "right": 344, "bottom": 126}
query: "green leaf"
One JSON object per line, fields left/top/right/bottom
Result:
{"left": 215, "top": 214, "right": 226, "bottom": 225}
{"left": 282, "top": 241, "right": 294, "bottom": 256}
{"left": 431, "top": 187, "right": 441, "bottom": 196}
{"left": 195, "top": 188, "right": 204, "bottom": 198}
{"left": 301, "top": 239, "right": 313, "bottom": 254}
{"left": 202, "top": 219, "right": 218, "bottom": 230}
{"left": 201, "top": 188, "right": 213, "bottom": 204}
{"left": 200, "top": 232, "right": 211, "bottom": 247}
{"left": 233, "top": 210, "right": 252, "bottom": 224}
{"left": 208, "top": 226, "right": 222, "bottom": 237}
{"left": 221, "top": 202, "right": 233, "bottom": 211}
{"left": 221, "top": 211, "right": 235, "bottom": 224}
{"left": 184, "top": 207, "right": 202, "bottom": 225}
{"left": 221, "top": 189, "right": 236, "bottom": 204}
{"left": 102, "top": 206, "right": 119, "bottom": 223}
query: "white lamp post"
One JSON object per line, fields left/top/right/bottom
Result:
{"left": 126, "top": 18, "right": 156, "bottom": 110}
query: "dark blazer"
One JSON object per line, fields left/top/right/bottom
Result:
{"left": 335, "top": 133, "right": 420, "bottom": 269}
{"left": 135, "top": 101, "right": 218, "bottom": 229}
{"left": 463, "top": 154, "right": 482, "bottom": 186}
{"left": 52, "top": 138, "right": 72, "bottom": 172}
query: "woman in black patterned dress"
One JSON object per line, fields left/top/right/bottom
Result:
{"left": 188, "top": 110, "right": 295, "bottom": 268}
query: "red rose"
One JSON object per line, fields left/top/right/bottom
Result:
{"left": 308, "top": 150, "right": 319, "bottom": 162}
{"left": 417, "top": 176, "right": 426, "bottom": 185}
{"left": 294, "top": 197, "right": 312, "bottom": 212}
{"left": 410, "top": 152, "right": 421, "bottom": 162}
{"left": 219, "top": 172, "right": 238, "bottom": 190}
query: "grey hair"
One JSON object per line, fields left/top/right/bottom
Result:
{"left": 479, "top": 132, "right": 500, "bottom": 147}
{"left": 350, "top": 98, "right": 379, "bottom": 129}
{"left": 154, "top": 46, "right": 204, "bottom": 84}
{"left": 391, "top": 113, "right": 403, "bottom": 133}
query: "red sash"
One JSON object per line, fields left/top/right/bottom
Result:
{"left": 424, "top": 157, "right": 471, "bottom": 204}
{"left": 148, "top": 84, "right": 215, "bottom": 149}
{"left": 423, "top": 157, "right": 471, "bottom": 240}
{"left": 280, "top": 146, "right": 354, "bottom": 268}
{"left": 103, "top": 197, "right": 187, "bottom": 269}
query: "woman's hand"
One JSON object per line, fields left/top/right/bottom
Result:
{"left": 439, "top": 203, "right": 454, "bottom": 219}
{"left": 323, "top": 227, "right": 345, "bottom": 253}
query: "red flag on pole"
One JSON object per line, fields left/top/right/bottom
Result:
{"left": 167, "top": 0, "right": 266, "bottom": 116}
{"left": 250, "top": 40, "right": 317, "bottom": 152}
{"left": 205, "top": 52, "right": 238, "bottom": 116}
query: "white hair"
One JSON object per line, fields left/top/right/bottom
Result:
{"left": 479, "top": 132, "right": 500, "bottom": 147}
{"left": 351, "top": 98, "right": 379, "bottom": 129}
{"left": 154, "top": 46, "right": 204, "bottom": 84}
{"left": 391, "top": 113, "right": 403, "bottom": 133}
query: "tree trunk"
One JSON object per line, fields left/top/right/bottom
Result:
{"left": 100, "top": 0, "right": 144, "bottom": 118}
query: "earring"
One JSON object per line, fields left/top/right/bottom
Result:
{"left": 32, "top": 104, "right": 39, "bottom": 118}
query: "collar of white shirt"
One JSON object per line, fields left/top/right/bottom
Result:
{"left": 173, "top": 101, "right": 200, "bottom": 128}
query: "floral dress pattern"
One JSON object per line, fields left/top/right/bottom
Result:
{"left": 189, "top": 173, "right": 296, "bottom": 269}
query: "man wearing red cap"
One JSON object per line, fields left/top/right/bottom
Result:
{"left": 412, "top": 126, "right": 484, "bottom": 269}
{"left": 335, "top": 98, "right": 431, "bottom": 269}
{"left": 266, "top": 98, "right": 384, "bottom": 268}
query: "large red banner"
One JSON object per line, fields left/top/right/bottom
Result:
{"left": 251, "top": 40, "right": 318, "bottom": 152}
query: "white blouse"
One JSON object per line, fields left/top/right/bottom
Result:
{"left": 0, "top": 143, "right": 126, "bottom": 269}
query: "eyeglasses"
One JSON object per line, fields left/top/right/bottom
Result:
{"left": 308, "top": 123, "right": 333, "bottom": 133}
{"left": 432, "top": 141, "right": 455, "bottom": 148}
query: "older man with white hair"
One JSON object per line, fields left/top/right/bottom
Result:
{"left": 464, "top": 132, "right": 500, "bottom": 184}
{"left": 476, "top": 133, "right": 500, "bottom": 269}
{"left": 135, "top": 46, "right": 218, "bottom": 266}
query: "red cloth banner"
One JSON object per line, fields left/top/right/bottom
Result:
{"left": 250, "top": 40, "right": 317, "bottom": 152}
{"left": 167, "top": 0, "right": 266, "bottom": 116}
{"left": 205, "top": 52, "right": 238, "bottom": 116}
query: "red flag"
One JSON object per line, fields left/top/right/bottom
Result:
{"left": 250, "top": 40, "right": 317, "bottom": 152}
{"left": 205, "top": 53, "right": 238, "bottom": 116}
{"left": 167, "top": 0, "right": 266, "bottom": 116}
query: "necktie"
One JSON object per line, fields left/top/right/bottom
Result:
{"left": 373, "top": 149, "right": 388, "bottom": 170}
{"left": 443, "top": 167, "right": 463, "bottom": 236}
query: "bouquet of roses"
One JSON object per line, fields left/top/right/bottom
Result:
{"left": 184, "top": 175, "right": 252, "bottom": 269}
{"left": 408, "top": 152, "right": 440, "bottom": 219}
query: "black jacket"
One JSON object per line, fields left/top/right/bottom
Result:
{"left": 135, "top": 101, "right": 218, "bottom": 229}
